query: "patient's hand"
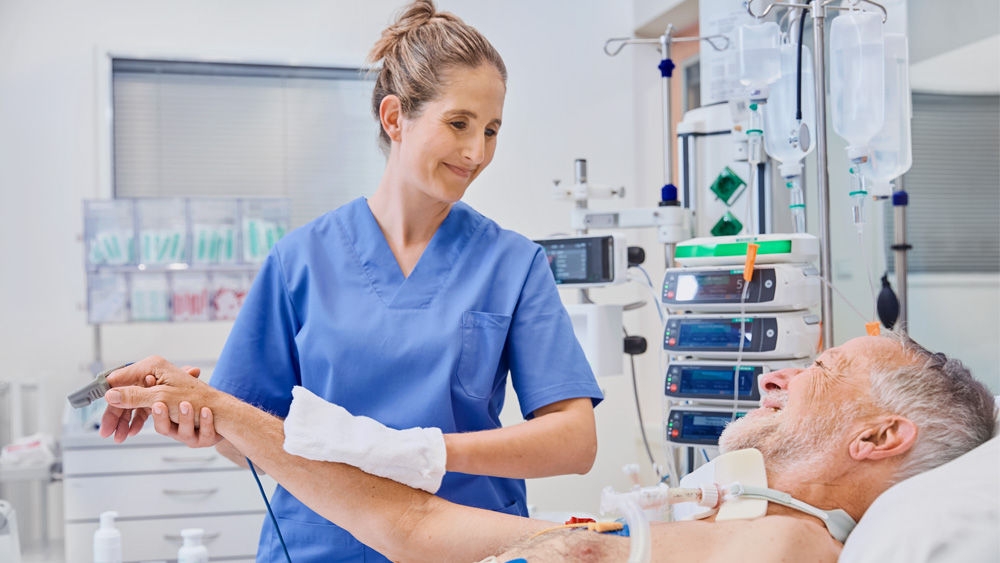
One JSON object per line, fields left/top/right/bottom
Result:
{"left": 100, "top": 357, "right": 221, "bottom": 448}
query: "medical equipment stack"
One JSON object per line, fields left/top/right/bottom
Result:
{"left": 661, "top": 233, "right": 821, "bottom": 475}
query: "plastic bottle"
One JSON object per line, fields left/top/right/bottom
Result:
{"left": 864, "top": 33, "right": 912, "bottom": 195}
{"left": 829, "top": 9, "right": 885, "bottom": 151}
{"left": 764, "top": 43, "right": 816, "bottom": 165}
{"left": 93, "top": 511, "right": 122, "bottom": 563}
{"left": 177, "top": 528, "right": 209, "bottom": 563}
{"left": 764, "top": 42, "right": 816, "bottom": 234}
{"left": 830, "top": 9, "right": 886, "bottom": 231}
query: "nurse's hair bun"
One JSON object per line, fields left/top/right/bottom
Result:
{"left": 366, "top": 0, "right": 507, "bottom": 154}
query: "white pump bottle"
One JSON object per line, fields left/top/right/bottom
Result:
{"left": 177, "top": 528, "right": 209, "bottom": 563}
{"left": 92, "top": 511, "right": 122, "bottom": 563}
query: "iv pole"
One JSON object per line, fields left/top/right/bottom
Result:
{"left": 748, "top": 0, "right": 889, "bottom": 349}
{"left": 604, "top": 28, "right": 729, "bottom": 269}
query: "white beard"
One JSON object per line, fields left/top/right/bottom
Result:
{"left": 719, "top": 391, "right": 839, "bottom": 476}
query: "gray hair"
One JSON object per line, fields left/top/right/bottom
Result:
{"left": 366, "top": 0, "right": 507, "bottom": 155}
{"left": 868, "top": 331, "right": 996, "bottom": 483}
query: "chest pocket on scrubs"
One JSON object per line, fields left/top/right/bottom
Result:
{"left": 456, "top": 311, "right": 512, "bottom": 399}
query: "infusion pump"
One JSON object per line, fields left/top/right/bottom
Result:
{"left": 665, "top": 359, "right": 808, "bottom": 404}
{"left": 666, "top": 405, "right": 750, "bottom": 446}
{"left": 662, "top": 263, "right": 820, "bottom": 313}
{"left": 663, "top": 312, "right": 821, "bottom": 360}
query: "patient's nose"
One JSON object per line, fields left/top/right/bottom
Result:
{"left": 759, "top": 367, "right": 802, "bottom": 392}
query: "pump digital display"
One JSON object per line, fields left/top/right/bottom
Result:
{"left": 665, "top": 364, "right": 761, "bottom": 401}
{"left": 663, "top": 268, "right": 776, "bottom": 306}
{"left": 538, "top": 236, "right": 614, "bottom": 285}
{"left": 666, "top": 409, "right": 748, "bottom": 445}
{"left": 663, "top": 317, "right": 779, "bottom": 353}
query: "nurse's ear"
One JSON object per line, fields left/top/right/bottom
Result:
{"left": 379, "top": 95, "right": 403, "bottom": 143}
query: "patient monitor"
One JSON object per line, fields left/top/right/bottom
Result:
{"left": 536, "top": 233, "right": 628, "bottom": 288}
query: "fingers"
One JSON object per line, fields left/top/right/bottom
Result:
{"left": 182, "top": 366, "right": 202, "bottom": 379}
{"left": 98, "top": 405, "right": 137, "bottom": 444}
{"left": 128, "top": 408, "right": 151, "bottom": 438}
{"left": 104, "top": 356, "right": 168, "bottom": 388}
{"left": 105, "top": 386, "right": 157, "bottom": 410}
{"left": 150, "top": 402, "right": 221, "bottom": 448}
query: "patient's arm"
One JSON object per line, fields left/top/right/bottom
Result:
{"left": 101, "top": 358, "right": 842, "bottom": 563}
{"left": 101, "top": 357, "right": 548, "bottom": 563}
{"left": 494, "top": 516, "right": 842, "bottom": 563}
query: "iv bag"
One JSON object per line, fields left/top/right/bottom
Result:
{"left": 829, "top": 10, "right": 885, "bottom": 150}
{"left": 763, "top": 43, "right": 817, "bottom": 167}
{"left": 738, "top": 21, "right": 781, "bottom": 92}
{"left": 864, "top": 33, "right": 912, "bottom": 193}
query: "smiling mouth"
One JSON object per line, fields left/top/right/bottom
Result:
{"left": 444, "top": 163, "right": 473, "bottom": 178}
{"left": 760, "top": 398, "right": 784, "bottom": 412}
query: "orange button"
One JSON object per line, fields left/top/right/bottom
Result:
{"left": 671, "top": 429, "right": 679, "bottom": 437}
{"left": 668, "top": 338, "right": 676, "bottom": 346}
{"left": 666, "top": 291, "right": 675, "bottom": 299}
{"left": 669, "top": 384, "right": 678, "bottom": 392}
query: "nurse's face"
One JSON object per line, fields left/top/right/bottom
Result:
{"left": 396, "top": 64, "right": 505, "bottom": 204}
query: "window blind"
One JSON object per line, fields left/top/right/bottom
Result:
{"left": 112, "top": 58, "right": 384, "bottom": 228}
{"left": 886, "top": 93, "right": 1000, "bottom": 273}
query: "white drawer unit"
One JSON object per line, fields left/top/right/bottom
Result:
{"left": 62, "top": 429, "right": 275, "bottom": 563}
{"left": 65, "top": 512, "right": 262, "bottom": 562}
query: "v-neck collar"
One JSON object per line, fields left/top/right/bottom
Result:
{"left": 341, "top": 197, "right": 483, "bottom": 309}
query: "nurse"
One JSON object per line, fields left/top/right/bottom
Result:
{"left": 101, "top": 1, "right": 603, "bottom": 561}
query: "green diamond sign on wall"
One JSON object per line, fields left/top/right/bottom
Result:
{"left": 710, "top": 211, "right": 743, "bottom": 237}
{"left": 709, "top": 166, "right": 746, "bottom": 206}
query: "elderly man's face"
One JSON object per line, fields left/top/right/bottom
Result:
{"left": 718, "top": 336, "right": 893, "bottom": 473}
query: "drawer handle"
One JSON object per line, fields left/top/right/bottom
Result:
{"left": 162, "top": 487, "right": 220, "bottom": 497}
{"left": 164, "top": 531, "right": 221, "bottom": 544}
{"left": 161, "top": 454, "right": 217, "bottom": 464}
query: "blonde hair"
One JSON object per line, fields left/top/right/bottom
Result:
{"left": 367, "top": 0, "right": 507, "bottom": 154}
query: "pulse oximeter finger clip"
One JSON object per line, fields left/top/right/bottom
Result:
{"left": 67, "top": 363, "right": 132, "bottom": 408}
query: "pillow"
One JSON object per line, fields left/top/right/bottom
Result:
{"left": 840, "top": 418, "right": 1000, "bottom": 561}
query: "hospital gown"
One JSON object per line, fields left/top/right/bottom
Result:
{"left": 209, "top": 197, "right": 604, "bottom": 562}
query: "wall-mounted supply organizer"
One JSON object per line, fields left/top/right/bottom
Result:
{"left": 83, "top": 198, "right": 290, "bottom": 324}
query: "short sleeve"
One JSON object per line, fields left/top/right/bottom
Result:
{"left": 209, "top": 250, "right": 302, "bottom": 417}
{"left": 507, "top": 247, "right": 603, "bottom": 418}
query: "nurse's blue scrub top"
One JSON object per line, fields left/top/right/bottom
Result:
{"left": 210, "top": 197, "right": 603, "bottom": 562}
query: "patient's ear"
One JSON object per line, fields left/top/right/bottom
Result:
{"left": 850, "top": 416, "right": 917, "bottom": 461}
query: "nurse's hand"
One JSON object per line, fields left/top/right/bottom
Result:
{"left": 99, "top": 357, "right": 207, "bottom": 444}
{"left": 148, "top": 399, "right": 222, "bottom": 449}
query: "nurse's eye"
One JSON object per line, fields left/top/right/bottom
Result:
{"left": 485, "top": 127, "right": 498, "bottom": 138}
{"left": 450, "top": 120, "right": 468, "bottom": 131}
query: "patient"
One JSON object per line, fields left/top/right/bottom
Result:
{"left": 99, "top": 333, "right": 995, "bottom": 563}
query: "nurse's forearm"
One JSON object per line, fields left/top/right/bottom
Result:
{"left": 444, "top": 397, "right": 597, "bottom": 478}
{"left": 210, "top": 392, "right": 544, "bottom": 562}
{"left": 214, "top": 438, "right": 251, "bottom": 470}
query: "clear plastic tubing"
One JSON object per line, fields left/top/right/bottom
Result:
{"left": 783, "top": 167, "right": 807, "bottom": 233}
{"left": 738, "top": 21, "right": 781, "bottom": 95}
{"left": 830, "top": 10, "right": 885, "bottom": 151}
{"left": 601, "top": 485, "right": 718, "bottom": 563}
{"left": 865, "top": 33, "right": 912, "bottom": 192}
{"left": 601, "top": 486, "right": 652, "bottom": 563}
